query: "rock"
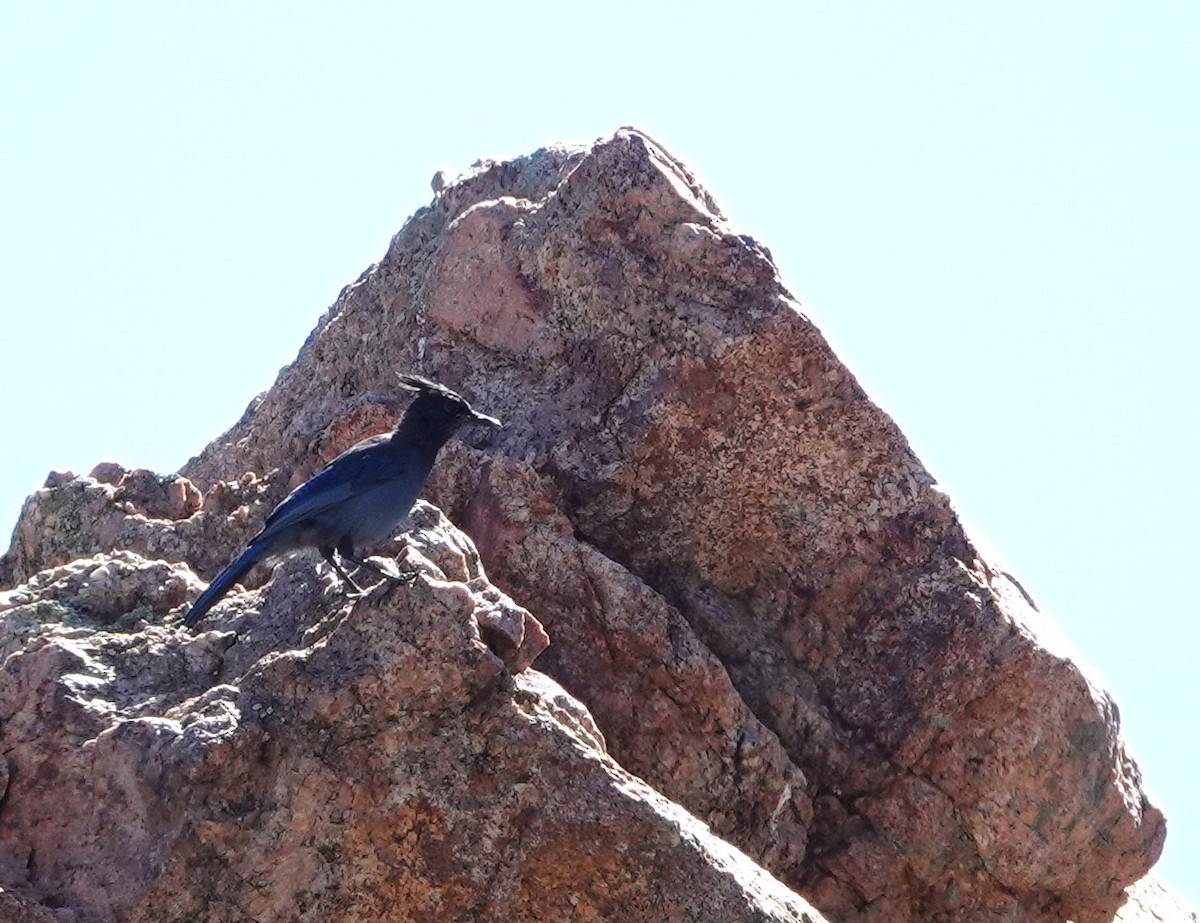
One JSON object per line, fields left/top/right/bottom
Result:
{"left": 0, "top": 550, "right": 195, "bottom": 653}
{"left": 0, "top": 128, "right": 1182, "bottom": 921}
{"left": 1117, "top": 875, "right": 1199, "bottom": 923}
{"left": 0, "top": 886, "right": 58, "bottom": 923}
{"left": 171, "top": 128, "right": 1167, "bottom": 921}
{"left": 110, "top": 467, "right": 204, "bottom": 521}
{"left": 0, "top": 534, "right": 822, "bottom": 923}
{"left": 3, "top": 468, "right": 215, "bottom": 587}
{"left": 460, "top": 456, "right": 814, "bottom": 875}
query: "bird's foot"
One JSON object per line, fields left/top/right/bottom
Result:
{"left": 358, "top": 555, "right": 419, "bottom": 585}
{"left": 382, "top": 564, "right": 420, "bottom": 585}
{"left": 337, "top": 572, "right": 368, "bottom": 599}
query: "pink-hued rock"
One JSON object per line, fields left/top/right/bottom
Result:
{"left": 0, "top": 513, "right": 815, "bottom": 922}
{"left": 0, "top": 128, "right": 1177, "bottom": 922}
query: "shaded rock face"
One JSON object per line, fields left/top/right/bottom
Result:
{"left": 0, "top": 129, "right": 1172, "bottom": 922}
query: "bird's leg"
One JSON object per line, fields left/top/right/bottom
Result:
{"left": 337, "top": 538, "right": 418, "bottom": 586}
{"left": 321, "top": 547, "right": 367, "bottom": 597}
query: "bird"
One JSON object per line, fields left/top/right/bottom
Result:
{"left": 183, "top": 374, "right": 501, "bottom": 630}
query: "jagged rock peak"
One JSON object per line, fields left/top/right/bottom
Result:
{"left": 0, "top": 128, "right": 1179, "bottom": 922}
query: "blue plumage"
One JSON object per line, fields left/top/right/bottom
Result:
{"left": 184, "top": 375, "right": 500, "bottom": 630}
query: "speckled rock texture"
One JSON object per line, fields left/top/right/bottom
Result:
{"left": 0, "top": 128, "right": 1178, "bottom": 922}
{"left": 0, "top": 509, "right": 819, "bottom": 922}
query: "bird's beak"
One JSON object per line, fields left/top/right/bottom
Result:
{"left": 473, "top": 410, "right": 503, "bottom": 428}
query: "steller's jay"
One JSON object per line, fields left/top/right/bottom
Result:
{"left": 183, "top": 374, "right": 501, "bottom": 630}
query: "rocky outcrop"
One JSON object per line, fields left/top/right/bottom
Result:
{"left": 0, "top": 129, "right": 1179, "bottom": 921}
{"left": 0, "top": 506, "right": 820, "bottom": 922}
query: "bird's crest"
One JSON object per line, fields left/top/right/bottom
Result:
{"left": 396, "top": 373, "right": 467, "bottom": 402}
{"left": 396, "top": 372, "right": 501, "bottom": 429}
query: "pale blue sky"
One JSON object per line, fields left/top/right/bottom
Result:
{"left": 3, "top": 2, "right": 1196, "bottom": 905}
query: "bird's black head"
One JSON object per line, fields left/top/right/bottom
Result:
{"left": 395, "top": 373, "right": 502, "bottom": 447}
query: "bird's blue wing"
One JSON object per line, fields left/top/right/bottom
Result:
{"left": 253, "top": 434, "right": 400, "bottom": 544}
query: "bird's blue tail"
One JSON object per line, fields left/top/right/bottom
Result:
{"left": 184, "top": 543, "right": 264, "bottom": 630}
